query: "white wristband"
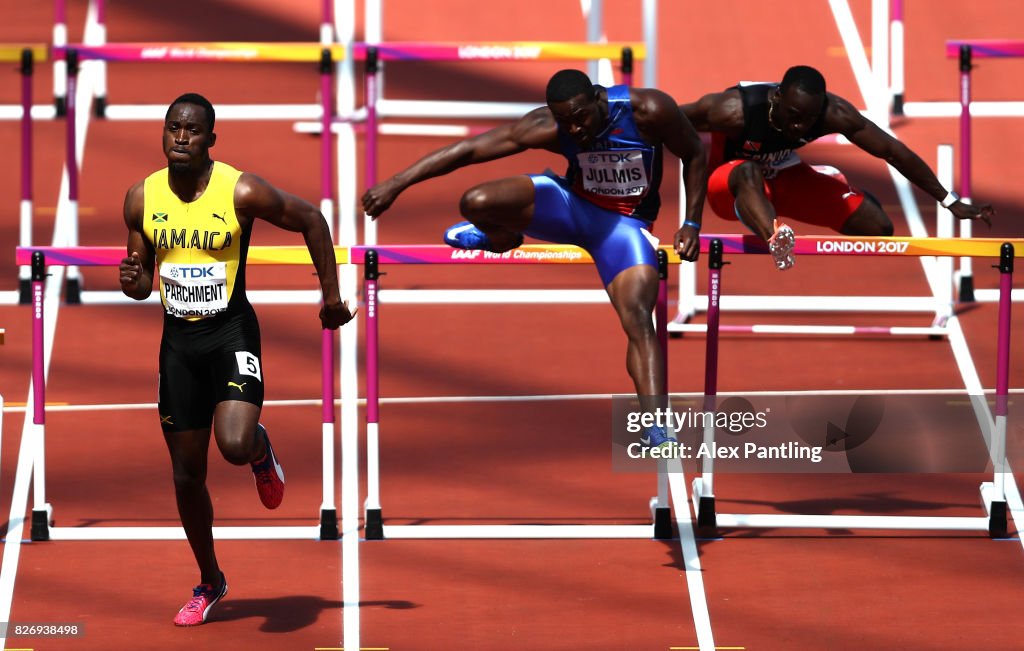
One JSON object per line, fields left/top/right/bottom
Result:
{"left": 940, "top": 191, "right": 960, "bottom": 209}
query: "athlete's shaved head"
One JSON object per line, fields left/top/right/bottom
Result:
{"left": 779, "top": 66, "right": 826, "bottom": 96}
{"left": 546, "top": 69, "right": 595, "bottom": 105}
{"left": 166, "top": 92, "right": 216, "bottom": 132}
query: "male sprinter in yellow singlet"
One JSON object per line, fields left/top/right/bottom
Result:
{"left": 119, "top": 93, "right": 356, "bottom": 626}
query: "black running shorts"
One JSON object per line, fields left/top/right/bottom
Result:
{"left": 157, "top": 305, "right": 265, "bottom": 432}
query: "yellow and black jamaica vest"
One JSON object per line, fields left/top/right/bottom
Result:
{"left": 142, "top": 161, "right": 250, "bottom": 321}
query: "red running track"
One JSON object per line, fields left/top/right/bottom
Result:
{"left": 1, "top": 1, "right": 1024, "bottom": 649}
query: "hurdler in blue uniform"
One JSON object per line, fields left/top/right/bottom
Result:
{"left": 362, "top": 69, "right": 707, "bottom": 448}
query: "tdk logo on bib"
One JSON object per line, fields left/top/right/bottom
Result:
{"left": 588, "top": 152, "right": 639, "bottom": 164}
{"left": 169, "top": 265, "right": 217, "bottom": 279}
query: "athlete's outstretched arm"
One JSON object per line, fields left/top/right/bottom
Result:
{"left": 637, "top": 88, "right": 706, "bottom": 261}
{"left": 119, "top": 180, "right": 156, "bottom": 300}
{"left": 361, "top": 108, "right": 559, "bottom": 219}
{"left": 831, "top": 95, "right": 995, "bottom": 225}
{"left": 236, "top": 175, "right": 356, "bottom": 329}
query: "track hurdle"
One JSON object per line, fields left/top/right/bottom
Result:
{"left": 882, "top": 6, "right": 1024, "bottom": 119}
{"left": 18, "top": 48, "right": 35, "bottom": 305}
{"left": 355, "top": 244, "right": 674, "bottom": 541}
{"left": 359, "top": 41, "right": 640, "bottom": 250}
{"left": 361, "top": 0, "right": 657, "bottom": 121}
{"left": 52, "top": 42, "right": 345, "bottom": 304}
{"left": 940, "top": 40, "right": 1024, "bottom": 303}
{"left": 14, "top": 245, "right": 349, "bottom": 541}
{"left": 669, "top": 183, "right": 958, "bottom": 337}
{"left": 346, "top": 42, "right": 646, "bottom": 323}
{"left": 889, "top": 0, "right": 905, "bottom": 114}
{"left": 0, "top": 46, "right": 48, "bottom": 306}
{"left": 52, "top": 0, "right": 67, "bottom": 115}
{"left": 688, "top": 235, "right": 1022, "bottom": 539}
{"left": 53, "top": 0, "right": 336, "bottom": 118}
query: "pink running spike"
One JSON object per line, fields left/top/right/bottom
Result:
{"left": 173, "top": 576, "right": 228, "bottom": 626}
{"left": 251, "top": 424, "right": 285, "bottom": 509}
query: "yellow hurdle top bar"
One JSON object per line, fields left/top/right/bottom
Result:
{"left": 0, "top": 44, "right": 48, "bottom": 62}
{"left": 14, "top": 237, "right": 1023, "bottom": 267}
{"left": 54, "top": 41, "right": 644, "bottom": 64}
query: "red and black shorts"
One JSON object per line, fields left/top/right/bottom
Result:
{"left": 706, "top": 159, "right": 866, "bottom": 231}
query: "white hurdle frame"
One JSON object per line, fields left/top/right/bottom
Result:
{"left": 362, "top": 0, "right": 658, "bottom": 122}
{"left": 688, "top": 236, "right": 1017, "bottom": 540}
{"left": 884, "top": 4, "right": 1024, "bottom": 119}
{"left": 17, "top": 243, "right": 348, "bottom": 543}
{"left": 670, "top": 148, "right": 957, "bottom": 337}
{"left": 356, "top": 245, "right": 675, "bottom": 542}
{"left": 669, "top": 1, "right": 959, "bottom": 337}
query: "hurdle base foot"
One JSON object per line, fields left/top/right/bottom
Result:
{"left": 892, "top": 94, "right": 905, "bottom": 116}
{"left": 319, "top": 509, "right": 338, "bottom": 540}
{"left": 65, "top": 278, "right": 82, "bottom": 305}
{"left": 695, "top": 496, "right": 717, "bottom": 538}
{"left": 958, "top": 276, "right": 975, "bottom": 303}
{"left": 365, "top": 508, "right": 383, "bottom": 540}
{"left": 94, "top": 96, "right": 107, "bottom": 118}
{"left": 988, "top": 501, "right": 1008, "bottom": 538}
{"left": 30, "top": 509, "right": 51, "bottom": 542}
{"left": 18, "top": 278, "right": 31, "bottom": 305}
{"left": 55, "top": 97, "right": 66, "bottom": 117}
{"left": 653, "top": 506, "right": 673, "bottom": 539}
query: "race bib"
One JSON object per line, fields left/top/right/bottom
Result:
{"left": 758, "top": 150, "right": 802, "bottom": 179}
{"left": 160, "top": 262, "right": 228, "bottom": 318}
{"left": 576, "top": 150, "right": 648, "bottom": 198}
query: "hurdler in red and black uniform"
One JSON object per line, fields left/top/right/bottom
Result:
{"left": 707, "top": 81, "right": 864, "bottom": 232}
{"left": 707, "top": 81, "right": 866, "bottom": 235}
{"left": 682, "top": 65, "right": 994, "bottom": 270}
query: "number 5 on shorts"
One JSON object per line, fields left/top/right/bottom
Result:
{"left": 235, "top": 351, "right": 263, "bottom": 382}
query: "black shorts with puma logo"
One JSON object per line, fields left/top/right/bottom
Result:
{"left": 157, "top": 304, "right": 265, "bottom": 432}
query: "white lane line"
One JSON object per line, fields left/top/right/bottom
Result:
{"left": 0, "top": 2, "right": 103, "bottom": 643}
{"left": 0, "top": 212, "right": 68, "bottom": 648}
{"left": 668, "top": 461, "right": 715, "bottom": 651}
{"left": 827, "top": 0, "right": 881, "bottom": 116}
{"left": 340, "top": 318, "right": 361, "bottom": 650}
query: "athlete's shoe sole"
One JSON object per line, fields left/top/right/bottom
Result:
{"left": 251, "top": 424, "right": 285, "bottom": 509}
{"left": 768, "top": 219, "right": 796, "bottom": 271}
{"left": 444, "top": 221, "right": 492, "bottom": 250}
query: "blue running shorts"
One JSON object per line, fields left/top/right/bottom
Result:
{"left": 525, "top": 172, "right": 658, "bottom": 287}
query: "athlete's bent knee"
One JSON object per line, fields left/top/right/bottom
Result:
{"left": 219, "top": 437, "right": 255, "bottom": 466}
{"left": 842, "top": 201, "right": 894, "bottom": 236}
{"left": 459, "top": 186, "right": 490, "bottom": 219}
{"left": 618, "top": 304, "right": 656, "bottom": 341}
